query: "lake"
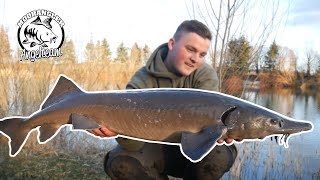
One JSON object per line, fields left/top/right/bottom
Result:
{"left": 222, "top": 89, "right": 320, "bottom": 180}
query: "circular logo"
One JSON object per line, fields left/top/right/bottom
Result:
{"left": 17, "top": 15, "right": 64, "bottom": 51}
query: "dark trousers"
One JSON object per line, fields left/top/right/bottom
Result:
{"left": 104, "top": 143, "right": 237, "bottom": 180}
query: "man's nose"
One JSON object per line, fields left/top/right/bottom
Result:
{"left": 190, "top": 54, "right": 200, "bottom": 63}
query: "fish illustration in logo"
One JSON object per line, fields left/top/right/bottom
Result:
{"left": 22, "top": 16, "right": 57, "bottom": 48}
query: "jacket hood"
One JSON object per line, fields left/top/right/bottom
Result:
{"left": 145, "top": 43, "right": 181, "bottom": 80}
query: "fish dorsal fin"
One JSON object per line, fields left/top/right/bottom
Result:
{"left": 42, "top": 17, "right": 52, "bottom": 29}
{"left": 41, "top": 75, "right": 84, "bottom": 109}
{"left": 221, "top": 106, "right": 237, "bottom": 125}
{"left": 31, "top": 16, "right": 42, "bottom": 25}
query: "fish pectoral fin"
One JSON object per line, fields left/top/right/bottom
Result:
{"left": 180, "top": 124, "right": 226, "bottom": 163}
{"left": 70, "top": 113, "right": 100, "bottom": 130}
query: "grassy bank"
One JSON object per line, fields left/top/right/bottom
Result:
{"left": 0, "top": 151, "right": 107, "bottom": 179}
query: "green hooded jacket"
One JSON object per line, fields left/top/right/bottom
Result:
{"left": 117, "top": 43, "right": 219, "bottom": 150}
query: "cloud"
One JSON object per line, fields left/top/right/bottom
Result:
{"left": 288, "top": 11, "right": 320, "bottom": 26}
{"left": 288, "top": 0, "right": 320, "bottom": 26}
{"left": 291, "top": 0, "right": 320, "bottom": 13}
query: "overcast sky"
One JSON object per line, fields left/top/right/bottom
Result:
{"left": 281, "top": 0, "right": 320, "bottom": 56}
{"left": 0, "top": 0, "right": 319, "bottom": 65}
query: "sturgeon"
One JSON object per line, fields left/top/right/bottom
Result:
{"left": 0, "top": 75, "right": 313, "bottom": 162}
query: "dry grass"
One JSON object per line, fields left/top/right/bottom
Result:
{"left": 223, "top": 76, "right": 244, "bottom": 96}
{"left": 0, "top": 61, "right": 140, "bottom": 115}
{"left": 0, "top": 61, "right": 140, "bottom": 179}
{"left": 0, "top": 151, "right": 108, "bottom": 179}
{"left": 259, "top": 72, "right": 296, "bottom": 89}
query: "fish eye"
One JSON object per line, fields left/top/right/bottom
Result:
{"left": 46, "top": 32, "right": 49, "bottom": 35}
{"left": 270, "top": 118, "right": 279, "bottom": 125}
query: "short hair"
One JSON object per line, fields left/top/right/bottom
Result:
{"left": 173, "top": 20, "right": 212, "bottom": 41}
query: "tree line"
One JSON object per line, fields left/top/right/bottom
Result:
{"left": 1, "top": 24, "right": 320, "bottom": 92}
{"left": 0, "top": 25, "right": 151, "bottom": 66}
{"left": 59, "top": 38, "right": 151, "bottom": 65}
{"left": 219, "top": 34, "right": 320, "bottom": 92}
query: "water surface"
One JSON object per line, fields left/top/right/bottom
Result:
{"left": 222, "top": 90, "right": 320, "bottom": 179}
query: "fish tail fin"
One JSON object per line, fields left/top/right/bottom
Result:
{"left": 0, "top": 117, "right": 30, "bottom": 157}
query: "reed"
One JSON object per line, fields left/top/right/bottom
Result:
{"left": 0, "top": 61, "right": 139, "bottom": 156}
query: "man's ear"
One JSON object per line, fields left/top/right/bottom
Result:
{"left": 168, "top": 38, "right": 175, "bottom": 50}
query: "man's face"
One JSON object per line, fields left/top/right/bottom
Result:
{"left": 167, "top": 32, "right": 211, "bottom": 76}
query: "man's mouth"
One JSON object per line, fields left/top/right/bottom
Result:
{"left": 185, "top": 62, "right": 194, "bottom": 68}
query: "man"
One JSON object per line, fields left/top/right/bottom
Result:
{"left": 89, "top": 20, "right": 238, "bottom": 180}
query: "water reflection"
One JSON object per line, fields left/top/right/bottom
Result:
{"left": 223, "top": 89, "right": 320, "bottom": 180}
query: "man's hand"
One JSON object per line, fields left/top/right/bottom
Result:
{"left": 87, "top": 127, "right": 118, "bottom": 137}
{"left": 88, "top": 127, "right": 240, "bottom": 144}
{"left": 217, "top": 138, "right": 233, "bottom": 144}
{"left": 217, "top": 138, "right": 242, "bottom": 144}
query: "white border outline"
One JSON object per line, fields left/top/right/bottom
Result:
{"left": 0, "top": 74, "right": 314, "bottom": 163}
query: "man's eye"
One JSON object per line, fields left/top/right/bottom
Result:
{"left": 187, "top": 48, "right": 194, "bottom": 52}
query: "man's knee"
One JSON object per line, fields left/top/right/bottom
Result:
{"left": 210, "top": 144, "right": 237, "bottom": 171}
{"left": 184, "top": 145, "right": 238, "bottom": 180}
{"left": 105, "top": 153, "right": 153, "bottom": 180}
{"left": 104, "top": 144, "right": 168, "bottom": 180}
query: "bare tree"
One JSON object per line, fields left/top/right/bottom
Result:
{"left": 185, "top": 0, "right": 289, "bottom": 94}
{"left": 277, "top": 47, "right": 297, "bottom": 73}
{"left": 304, "top": 48, "right": 320, "bottom": 78}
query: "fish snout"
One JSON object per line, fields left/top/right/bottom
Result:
{"left": 281, "top": 119, "right": 313, "bottom": 134}
{"left": 304, "top": 122, "right": 313, "bottom": 131}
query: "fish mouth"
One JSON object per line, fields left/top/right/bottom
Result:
{"left": 270, "top": 122, "right": 313, "bottom": 147}
{"left": 50, "top": 36, "right": 57, "bottom": 43}
{"left": 263, "top": 120, "right": 313, "bottom": 147}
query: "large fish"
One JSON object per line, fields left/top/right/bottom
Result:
{"left": 0, "top": 75, "right": 313, "bottom": 162}
{"left": 22, "top": 16, "right": 57, "bottom": 48}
